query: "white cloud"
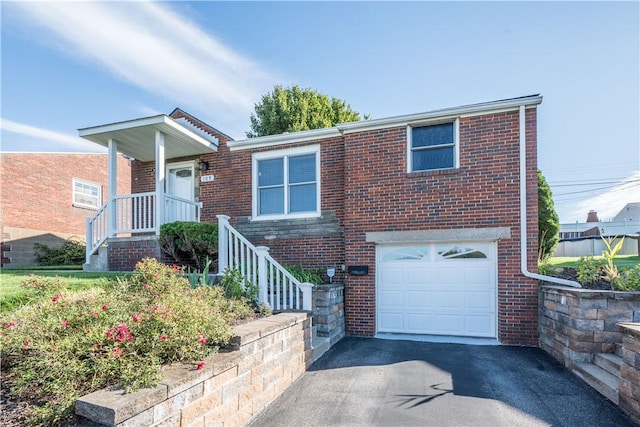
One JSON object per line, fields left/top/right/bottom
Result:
{"left": 9, "top": 2, "right": 276, "bottom": 138}
{"left": 559, "top": 171, "right": 640, "bottom": 223}
{"left": 0, "top": 118, "right": 105, "bottom": 152}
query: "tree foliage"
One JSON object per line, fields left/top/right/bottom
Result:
{"left": 247, "top": 85, "right": 364, "bottom": 137}
{"left": 538, "top": 170, "right": 560, "bottom": 260}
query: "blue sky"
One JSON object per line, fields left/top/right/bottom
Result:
{"left": 1, "top": 1, "right": 638, "bottom": 224}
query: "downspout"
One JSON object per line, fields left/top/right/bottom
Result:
{"left": 519, "top": 105, "right": 581, "bottom": 288}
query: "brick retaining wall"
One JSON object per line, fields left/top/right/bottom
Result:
{"left": 76, "top": 312, "right": 311, "bottom": 426}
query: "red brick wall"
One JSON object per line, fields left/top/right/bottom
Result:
{"left": 340, "top": 109, "right": 538, "bottom": 343}
{"left": 0, "top": 153, "right": 131, "bottom": 236}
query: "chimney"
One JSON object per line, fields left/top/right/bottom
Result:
{"left": 586, "top": 210, "right": 599, "bottom": 223}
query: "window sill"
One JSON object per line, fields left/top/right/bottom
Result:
{"left": 250, "top": 212, "right": 322, "bottom": 222}
{"left": 72, "top": 204, "right": 99, "bottom": 211}
{"left": 407, "top": 168, "right": 461, "bottom": 178}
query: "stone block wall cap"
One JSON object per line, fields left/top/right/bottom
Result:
{"left": 313, "top": 284, "right": 344, "bottom": 289}
{"left": 618, "top": 323, "right": 640, "bottom": 338}
{"left": 541, "top": 285, "right": 640, "bottom": 300}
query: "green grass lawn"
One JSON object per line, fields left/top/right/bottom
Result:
{"left": 0, "top": 269, "right": 130, "bottom": 313}
{"left": 549, "top": 255, "right": 640, "bottom": 269}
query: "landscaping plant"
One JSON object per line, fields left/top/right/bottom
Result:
{"left": 283, "top": 264, "right": 324, "bottom": 285}
{"left": 576, "top": 255, "right": 605, "bottom": 285}
{"left": 0, "top": 258, "right": 254, "bottom": 426}
{"left": 159, "top": 221, "right": 218, "bottom": 270}
{"left": 616, "top": 265, "right": 640, "bottom": 291}
{"left": 33, "top": 236, "right": 85, "bottom": 266}
{"left": 601, "top": 236, "right": 625, "bottom": 289}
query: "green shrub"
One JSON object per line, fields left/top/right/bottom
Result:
{"left": 283, "top": 264, "right": 324, "bottom": 285}
{"left": 159, "top": 221, "right": 218, "bottom": 270}
{"left": 616, "top": 265, "right": 640, "bottom": 291}
{"left": 576, "top": 255, "right": 604, "bottom": 285}
{"left": 0, "top": 258, "right": 254, "bottom": 426}
{"left": 33, "top": 237, "right": 85, "bottom": 266}
{"left": 537, "top": 259, "right": 558, "bottom": 277}
{"left": 218, "top": 268, "right": 259, "bottom": 302}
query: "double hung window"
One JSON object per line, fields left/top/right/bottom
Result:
{"left": 253, "top": 146, "right": 320, "bottom": 219}
{"left": 72, "top": 178, "right": 101, "bottom": 209}
{"left": 409, "top": 120, "right": 458, "bottom": 172}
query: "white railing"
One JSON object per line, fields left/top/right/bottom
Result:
{"left": 165, "top": 194, "right": 202, "bottom": 223}
{"left": 115, "top": 192, "right": 156, "bottom": 234}
{"left": 86, "top": 203, "right": 109, "bottom": 263}
{"left": 217, "top": 214, "right": 313, "bottom": 311}
{"left": 85, "top": 193, "right": 202, "bottom": 263}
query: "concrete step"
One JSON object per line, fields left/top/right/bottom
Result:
{"left": 311, "top": 334, "right": 331, "bottom": 363}
{"left": 574, "top": 362, "right": 619, "bottom": 405}
{"left": 594, "top": 353, "right": 622, "bottom": 378}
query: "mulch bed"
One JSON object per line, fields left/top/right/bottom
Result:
{"left": 547, "top": 267, "right": 614, "bottom": 290}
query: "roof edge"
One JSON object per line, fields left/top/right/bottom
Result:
{"left": 228, "top": 94, "right": 542, "bottom": 150}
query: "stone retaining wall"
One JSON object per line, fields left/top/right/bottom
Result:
{"left": 619, "top": 323, "right": 640, "bottom": 424}
{"left": 313, "top": 284, "right": 345, "bottom": 345}
{"left": 539, "top": 285, "right": 640, "bottom": 368}
{"left": 76, "top": 312, "right": 311, "bottom": 427}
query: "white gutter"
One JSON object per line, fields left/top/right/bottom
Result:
{"left": 519, "top": 105, "right": 581, "bottom": 288}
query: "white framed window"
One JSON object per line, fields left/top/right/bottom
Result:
{"left": 72, "top": 178, "right": 102, "bottom": 209}
{"left": 252, "top": 145, "right": 321, "bottom": 220}
{"left": 407, "top": 119, "right": 459, "bottom": 172}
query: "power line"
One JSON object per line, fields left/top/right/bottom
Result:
{"left": 553, "top": 182, "right": 640, "bottom": 200}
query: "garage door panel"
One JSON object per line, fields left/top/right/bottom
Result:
{"left": 379, "top": 267, "right": 406, "bottom": 285}
{"left": 379, "top": 312, "right": 404, "bottom": 331}
{"left": 464, "top": 315, "right": 494, "bottom": 335}
{"left": 432, "top": 267, "right": 465, "bottom": 284}
{"left": 377, "top": 242, "right": 496, "bottom": 338}
{"left": 378, "top": 290, "right": 403, "bottom": 307}
{"left": 465, "top": 291, "right": 494, "bottom": 310}
{"left": 429, "top": 314, "right": 464, "bottom": 334}
{"left": 431, "top": 291, "right": 464, "bottom": 309}
{"left": 406, "top": 291, "right": 433, "bottom": 307}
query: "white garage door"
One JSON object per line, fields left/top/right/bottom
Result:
{"left": 377, "top": 242, "right": 496, "bottom": 338}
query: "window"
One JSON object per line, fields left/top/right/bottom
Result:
{"left": 72, "top": 178, "right": 102, "bottom": 209}
{"left": 408, "top": 120, "right": 458, "bottom": 172}
{"left": 253, "top": 145, "right": 320, "bottom": 219}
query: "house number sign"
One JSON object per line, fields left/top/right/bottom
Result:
{"left": 200, "top": 175, "right": 215, "bottom": 183}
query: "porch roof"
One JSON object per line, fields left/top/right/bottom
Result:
{"left": 78, "top": 115, "right": 218, "bottom": 162}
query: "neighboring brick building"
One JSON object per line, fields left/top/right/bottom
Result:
{"left": 0, "top": 153, "right": 131, "bottom": 267}
{"left": 79, "top": 95, "right": 541, "bottom": 345}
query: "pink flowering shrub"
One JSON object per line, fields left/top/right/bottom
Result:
{"left": 0, "top": 258, "right": 255, "bottom": 426}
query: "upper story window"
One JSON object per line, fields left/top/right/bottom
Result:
{"left": 408, "top": 119, "right": 459, "bottom": 172}
{"left": 72, "top": 178, "right": 102, "bottom": 210}
{"left": 252, "top": 145, "right": 320, "bottom": 220}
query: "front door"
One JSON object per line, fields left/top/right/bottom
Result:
{"left": 166, "top": 162, "right": 195, "bottom": 222}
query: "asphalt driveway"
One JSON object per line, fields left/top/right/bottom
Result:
{"left": 249, "top": 337, "right": 633, "bottom": 427}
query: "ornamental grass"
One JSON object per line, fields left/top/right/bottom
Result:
{"left": 0, "top": 258, "right": 256, "bottom": 426}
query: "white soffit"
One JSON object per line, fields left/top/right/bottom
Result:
{"left": 79, "top": 115, "right": 218, "bottom": 162}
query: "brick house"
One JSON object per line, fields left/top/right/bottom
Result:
{"left": 0, "top": 153, "right": 131, "bottom": 267}
{"left": 80, "top": 96, "right": 546, "bottom": 345}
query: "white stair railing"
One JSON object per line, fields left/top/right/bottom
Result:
{"left": 86, "top": 192, "right": 203, "bottom": 262}
{"left": 217, "top": 214, "right": 313, "bottom": 311}
{"left": 86, "top": 203, "right": 109, "bottom": 263}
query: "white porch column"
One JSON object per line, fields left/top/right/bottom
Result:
{"left": 155, "top": 131, "right": 165, "bottom": 235}
{"left": 107, "top": 138, "right": 118, "bottom": 237}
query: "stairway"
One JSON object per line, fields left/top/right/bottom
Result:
{"left": 311, "top": 325, "right": 332, "bottom": 363}
{"left": 573, "top": 345, "right": 623, "bottom": 405}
